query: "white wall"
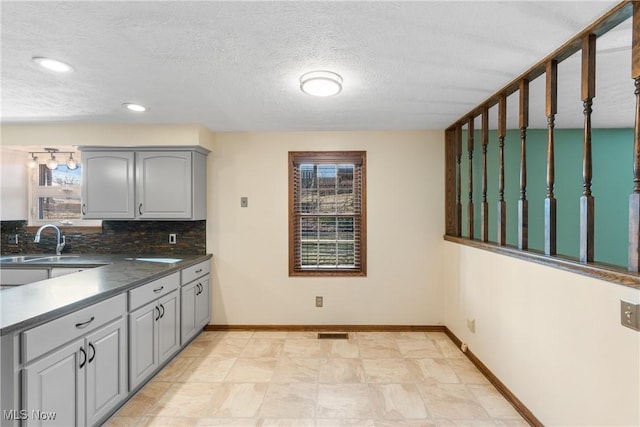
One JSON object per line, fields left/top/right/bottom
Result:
{"left": 0, "top": 149, "right": 28, "bottom": 220}
{"left": 443, "top": 241, "right": 640, "bottom": 427}
{"left": 210, "top": 130, "right": 444, "bottom": 325}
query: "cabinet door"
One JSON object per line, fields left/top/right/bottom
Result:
{"left": 23, "top": 338, "right": 85, "bottom": 427}
{"left": 158, "top": 291, "right": 180, "bottom": 363}
{"left": 128, "top": 301, "right": 158, "bottom": 390}
{"left": 85, "top": 317, "right": 127, "bottom": 426}
{"left": 180, "top": 281, "right": 198, "bottom": 345}
{"left": 136, "top": 152, "right": 192, "bottom": 219}
{"left": 196, "top": 276, "right": 211, "bottom": 330}
{"left": 82, "top": 152, "right": 135, "bottom": 219}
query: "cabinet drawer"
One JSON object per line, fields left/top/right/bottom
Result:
{"left": 22, "top": 293, "right": 126, "bottom": 364}
{"left": 181, "top": 260, "right": 210, "bottom": 285}
{"left": 129, "top": 272, "right": 179, "bottom": 311}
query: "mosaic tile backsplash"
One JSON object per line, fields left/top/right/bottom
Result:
{"left": 0, "top": 220, "right": 206, "bottom": 255}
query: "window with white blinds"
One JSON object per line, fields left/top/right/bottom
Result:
{"left": 289, "top": 151, "right": 366, "bottom": 276}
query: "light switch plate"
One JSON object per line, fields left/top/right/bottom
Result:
{"left": 241, "top": 197, "right": 248, "bottom": 208}
{"left": 168, "top": 234, "right": 177, "bottom": 244}
{"left": 620, "top": 300, "right": 640, "bottom": 331}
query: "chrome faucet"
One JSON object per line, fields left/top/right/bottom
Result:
{"left": 34, "top": 224, "right": 66, "bottom": 255}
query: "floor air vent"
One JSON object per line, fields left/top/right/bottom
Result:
{"left": 317, "top": 332, "right": 349, "bottom": 340}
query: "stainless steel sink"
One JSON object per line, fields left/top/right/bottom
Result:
{"left": 23, "top": 255, "right": 81, "bottom": 263}
{"left": 0, "top": 255, "right": 81, "bottom": 263}
{"left": 0, "top": 255, "right": 52, "bottom": 263}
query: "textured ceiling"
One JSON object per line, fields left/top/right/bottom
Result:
{"left": 1, "top": 1, "right": 633, "bottom": 132}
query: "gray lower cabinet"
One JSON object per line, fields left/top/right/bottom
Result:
{"left": 128, "top": 273, "right": 181, "bottom": 390}
{"left": 180, "top": 260, "right": 211, "bottom": 345}
{"left": 21, "top": 294, "right": 127, "bottom": 427}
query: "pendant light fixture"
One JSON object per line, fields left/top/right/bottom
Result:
{"left": 26, "top": 148, "right": 80, "bottom": 170}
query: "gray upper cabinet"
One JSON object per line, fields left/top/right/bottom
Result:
{"left": 80, "top": 146, "right": 208, "bottom": 220}
{"left": 81, "top": 152, "right": 135, "bottom": 219}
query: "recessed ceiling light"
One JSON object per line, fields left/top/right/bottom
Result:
{"left": 123, "top": 103, "right": 148, "bottom": 112}
{"left": 32, "top": 57, "right": 74, "bottom": 73}
{"left": 300, "top": 70, "right": 343, "bottom": 97}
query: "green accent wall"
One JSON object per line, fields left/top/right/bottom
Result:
{"left": 459, "top": 128, "right": 632, "bottom": 267}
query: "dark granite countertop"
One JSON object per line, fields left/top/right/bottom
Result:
{"left": 0, "top": 254, "right": 212, "bottom": 336}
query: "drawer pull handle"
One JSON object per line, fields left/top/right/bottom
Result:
{"left": 79, "top": 347, "right": 87, "bottom": 369}
{"left": 155, "top": 306, "right": 161, "bottom": 321}
{"left": 153, "top": 286, "right": 164, "bottom": 293}
{"left": 75, "top": 316, "right": 95, "bottom": 329}
{"left": 88, "top": 342, "right": 96, "bottom": 364}
{"left": 195, "top": 269, "right": 203, "bottom": 274}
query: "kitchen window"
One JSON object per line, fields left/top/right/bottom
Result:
{"left": 29, "top": 163, "right": 100, "bottom": 226}
{"left": 288, "top": 151, "right": 366, "bottom": 276}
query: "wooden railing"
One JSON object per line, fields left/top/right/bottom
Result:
{"left": 444, "top": 0, "right": 640, "bottom": 289}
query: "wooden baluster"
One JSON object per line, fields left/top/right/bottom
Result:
{"left": 445, "top": 127, "right": 458, "bottom": 236}
{"left": 497, "top": 95, "right": 507, "bottom": 246}
{"left": 629, "top": 1, "right": 640, "bottom": 272}
{"left": 518, "top": 79, "right": 529, "bottom": 250}
{"left": 456, "top": 125, "right": 463, "bottom": 237}
{"left": 545, "top": 60, "right": 558, "bottom": 256}
{"left": 467, "top": 117, "right": 475, "bottom": 239}
{"left": 481, "top": 107, "right": 489, "bottom": 242}
{"left": 581, "top": 34, "right": 596, "bottom": 263}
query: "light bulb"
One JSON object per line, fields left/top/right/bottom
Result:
{"left": 27, "top": 154, "right": 39, "bottom": 169}
{"left": 46, "top": 154, "right": 58, "bottom": 170}
{"left": 66, "top": 153, "right": 78, "bottom": 170}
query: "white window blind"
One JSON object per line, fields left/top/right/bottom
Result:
{"left": 289, "top": 151, "right": 366, "bottom": 276}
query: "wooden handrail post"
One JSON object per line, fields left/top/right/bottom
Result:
{"left": 545, "top": 60, "right": 558, "bottom": 256}
{"left": 467, "top": 117, "right": 475, "bottom": 240}
{"left": 456, "top": 125, "right": 463, "bottom": 236}
{"left": 481, "top": 107, "right": 489, "bottom": 242}
{"left": 629, "top": 1, "right": 640, "bottom": 272}
{"left": 518, "top": 79, "right": 529, "bottom": 250}
{"left": 581, "top": 34, "right": 596, "bottom": 263}
{"left": 497, "top": 95, "right": 507, "bottom": 246}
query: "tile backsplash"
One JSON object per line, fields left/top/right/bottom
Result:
{"left": 0, "top": 220, "right": 206, "bottom": 255}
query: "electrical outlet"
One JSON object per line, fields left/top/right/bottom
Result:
{"left": 168, "top": 234, "right": 177, "bottom": 244}
{"left": 241, "top": 197, "right": 248, "bottom": 208}
{"left": 621, "top": 300, "right": 640, "bottom": 331}
{"left": 8, "top": 234, "right": 19, "bottom": 245}
{"left": 315, "top": 296, "right": 323, "bottom": 307}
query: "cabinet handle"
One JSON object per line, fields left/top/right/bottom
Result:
{"left": 88, "top": 342, "right": 96, "bottom": 364}
{"left": 198, "top": 283, "right": 203, "bottom": 295}
{"left": 139, "top": 203, "right": 143, "bottom": 215}
{"left": 155, "top": 306, "right": 161, "bottom": 321}
{"left": 153, "top": 286, "right": 164, "bottom": 293}
{"left": 159, "top": 304, "right": 165, "bottom": 318}
{"left": 79, "top": 347, "right": 87, "bottom": 369}
{"left": 75, "top": 316, "right": 95, "bottom": 329}
{"left": 81, "top": 204, "right": 86, "bottom": 216}
{"left": 195, "top": 269, "right": 203, "bottom": 274}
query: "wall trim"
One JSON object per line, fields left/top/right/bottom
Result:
{"left": 444, "top": 327, "right": 543, "bottom": 427}
{"left": 204, "top": 324, "right": 541, "bottom": 427}
{"left": 205, "top": 324, "right": 446, "bottom": 332}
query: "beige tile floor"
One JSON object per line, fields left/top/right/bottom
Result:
{"left": 104, "top": 330, "right": 529, "bottom": 427}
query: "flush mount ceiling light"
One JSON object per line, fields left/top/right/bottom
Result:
{"left": 300, "top": 70, "right": 343, "bottom": 97}
{"left": 123, "top": 103, "right": 148, "bottom": 112}
{"left": 32, "top": 57, "right": 74, "bottom": 73}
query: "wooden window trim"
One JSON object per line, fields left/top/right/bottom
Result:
{"left": 288, "top": 151, "right": 367, "bottom": 277}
